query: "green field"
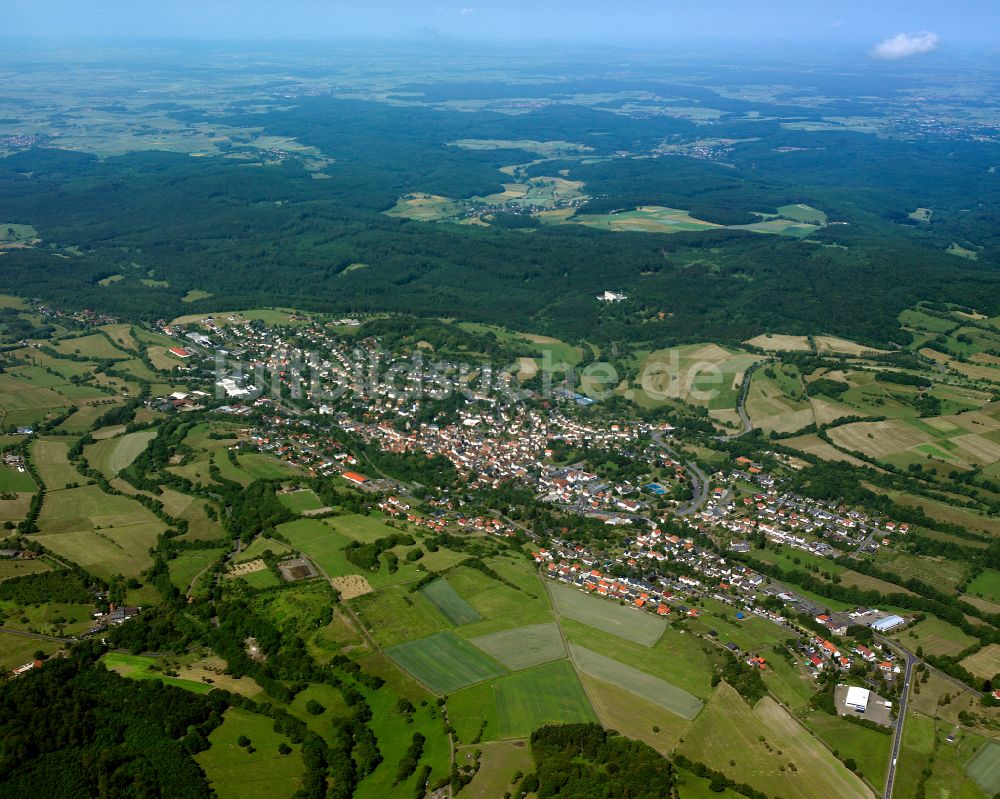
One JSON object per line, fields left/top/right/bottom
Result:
{"left": 85, "top": 429, "right": 156, "bottom": 476}
{"left": 494, "top": 659, "right": 597, "bottom": 738}
{"left": 353, "top": 583, "right": 451, "bottom": 647}
{"left": 30, "top": 438, "right": 82, "bottom": 490}
{"left": 101, "top": 653, "right": 214, "bottom": 694}
{"left": 420, "top": 577, "right": 482, "bottom": 626}
{"left": 0, "top": 465, "right": 35, "bottom": 492}
{"left": 569, "top": 643, "right": 703, "bottom": 720}
{"left": 458, "top": 741, "right": 535, "bottom": 799}
{"left": 893, "top": 615, "right": 979, "bottom": 657}
{"left": 278, "top": 519, "right": 407, "bottom": 587}
{"left": 800, "top": 708, "right": 892, "bottom": 787}
{"left": 470, "top": 622, "right": 566, "bottom": 671}
{"left": 446, "top": 559, "right": 552, "bottom": 637}
{"left": 385, "top": 631, "right": 507, "bottom": 694}
{"left": 168, "top": 547, "right": 226, "bottom": 591}
{"left": 195, "top": 707, "right": 304, "bottom": 799}
{"left": 0, "top": 558, "right": 51, "bottom": 581}
{"left": 966, "top": 740, "right": 1000, "bottom": 796}
{"left": 235, "top": 535, "right": 293, "bottom": 562}
{"left": 53, "top": 333, "right": 129, "bottom": 360}
{"left": 679, "top": 683, "right": 870, "bottom": 799}
{"left": 561, "top": 618, "right": 715, "bottom": 699}
{"left": 967, "top": 569, "right": 1000, "bottom": 603}
{"left": 548, "top": 581, "right": 664, "bottom": 646}
{"left": 0, "top": 633, "right": 60, "bottom": 672}
{"left": 277, "top": 488, "right": 324, "bottom": 513}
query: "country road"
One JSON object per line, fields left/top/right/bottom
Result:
{"left": 883, "top": 648, "right": 916, "bottom": 799}
{"left": 716, "top": 362, "right": 758, "bottom": 441}
{"left": 651, "top": 431, "right": 710, "bottom": 516}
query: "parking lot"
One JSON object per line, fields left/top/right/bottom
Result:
{"left": 835, "top": 684, "right": 893, "bottom": 726}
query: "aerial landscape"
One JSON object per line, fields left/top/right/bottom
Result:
{"left": 2, "top": 1, "right": 1000, "bottom": 797}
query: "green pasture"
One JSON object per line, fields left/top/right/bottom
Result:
{"left": 277, "top": 488, "right": 324, "bottom": 513}
{"left": 385, "top": 631, "right": 507, "bottom": 694}
{"left": 495, "top": 659, "right": 597, "bottom": 738}
{"left": 469, "top": 622, "right": 566, "bottom": 671}
{"left": 420, "top": 577, "right": 482, "bottom": 626}
{"left": 0, "top": 465, "right": 35, "bottom": 492}
{"left": 548, "top": 580, "right": 664, "bottom": 646}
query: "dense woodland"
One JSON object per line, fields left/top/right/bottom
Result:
{"left": 0, "top": 95, "right": 998, "bottom": 348}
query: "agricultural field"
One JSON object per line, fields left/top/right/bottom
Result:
{"left": 469, "top": 622, "right": 566, "bottom": 671}
{"left": 548, "top": 580, "right": 665, "bottom": 646}
{"left": 419, "top": 577, "right": 482, "bottom": 626}
{"left": 0, "top": 465, "right": 35, "bottom": 492}
{"left": 828, "top": 409, "right": 1000, "bottom": 472}
{"left": 744, "top": 334, "right": 813, "bottom": 352}
{"left": 893, "top": 616, "right": 979, "bottom": 658}
{"left": 0, "top": 634, "right": 60, "bottom": 672}
{"left": 446, "top": 559, "right": 552, "bottom": 637}
{"left": 569, "top": 643, "right": 703, "bottom": 720}
{"left": 582, "top": 673, "right": 692, "bottom": 754}
{"left": 880, "top": 552, "right": 968, "bottom": 591}
{"left": 960, "top": 644, "right": 1000, "bottom": 681}
{"left": 745, "top": 363, "right": 814, "bottom": 434}
{"left": 632, "top": 343, "right": 760, "bottom": 420}
{"left": 385, "top": 631, "right": 507, "bottom": 694}
{"left": 966, "top": 741, "right": 1000, "bottom": 797}
{"left": 678, "top": 683, "right": 871, "bottom": 799}
{"left": 561, "top": 618, "right": 715, "bottom": 699}
{"left": 0, "top": 372, "right": 72, "bottom": 427}
{"left": 235, "top": 536, "right": 292, "bottom": 563}
{"left": 52, "top": 333, "right": 129, "bottom": 360}
{"left": 195, "top": 707, "right": 304, "bottom": 799}
{"left": 0, "top": 598, "right": 96, "bottom": 637}
{"left": 494, "top": 659, "right": 597, "bottom": 738}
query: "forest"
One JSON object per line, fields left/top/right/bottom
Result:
{"left": 0, "top": 92, "right": 997, "bottom": 349}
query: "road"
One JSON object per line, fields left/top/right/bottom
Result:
{"left": 651, "top": 431, "right": 710, "bottom": 516}
{"left": 716, "top": 362, "right": 758, "bottom": 441}
{"left": 0, "top": 627, "right": 74, "bottom": 643}
{"left": 882, "top": 645, "right": 917, "bottom": 799}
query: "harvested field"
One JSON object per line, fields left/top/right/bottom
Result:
{"left": 228, "top": 559, "right": 266, "bottom": 578}
{"left": 782, "top": 433, "right": 869, "bottom": 466}
{"left": 331, "top": 575, "right": 373, "bottom": 600}
{"left": 743, "top": 334, "right": 811, "bottom": 352}
{"left": 960, "top": 644, "right": 1000, "bottom": 681}
{"left": 581, "top": 673, "right": 691, "bottom": 755}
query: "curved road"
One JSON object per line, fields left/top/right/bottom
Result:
{"left": 715, "top": 361, "right": 759, "bottom": 441}
{"left": 651, "top": 431, "right": 710, "bottom": 516}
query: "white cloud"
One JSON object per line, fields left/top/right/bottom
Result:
{"left": 459, "top": 6, "right": 474, "bottom": 15}
{"left": 872, "top": 31, "right": 940, "bottom": 60}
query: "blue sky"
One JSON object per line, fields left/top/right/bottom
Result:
{"left": 5, "top": 1, "right": 999, "bottom": 51}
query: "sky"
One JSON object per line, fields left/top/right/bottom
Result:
{"left": 5, "top": 0, "right": 999, "bottom": 53}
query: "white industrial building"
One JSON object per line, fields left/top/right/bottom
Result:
{"left": 845, "top": 686, "right": 870, "bottom": 713}
{"left": 871, "top": 614, "right": 906, "bottom": 633}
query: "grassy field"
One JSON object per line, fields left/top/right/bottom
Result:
{"left": 0, "top": 598, "right": 96, "bottom": 637}
{"left": 195, "top": 707, "right": 304, "bottom": 799}
{"left": 0, "top": 558, "right": 51, "bottom": 581}
{"left": 30, "top": 438, "right": 81, "bottom": 489}
{"left": 880, "top": 552, "right": 968, "bottom": 590}
{"left": 0, "top": 465, "right": 35, "bottom": 492}
{"left": 494, "top": 659, "right": 597, "bottom": 738}
{"left": 799, "top": 708, "right": 891, "bottom": 787}
{"left": 277, "top": 488, "right": 324, "bottom": 513}
{"left": 101, "top": 653, "right": 215, "bottom": 694}
{"left": 581, "top": 673, "right": 692, "bottom": 755}
{"left": 85, "top": 429, "right": 156, "bottom": 477}
{"left": 961, "top": 644, "right": 1000, "bottom": 681}
{"left": 967, "top": 569, "right": 1000, "bottom": 603}
{"left": 352, "top": 584, "right": 451, "bottom": 647}
{"left": 570, "top": 643, "right": 703, "bottom": 719}
{"left": 278, "top": 519, "right": 410, "bottom": 588}
{"left": 235, "top": 536, "right": 292, "bottom": 562}
{"left": 678, "top": 683, "right": 871, "bottom": 799}
{"left": 548, "top": 581, "right": 664, "bottom": 646}
{"left": 561, "top": 617, "right": 715, "bottom": 699}
{"left": 385, "top": 631, "right": 507, "bottom": 695}
{"left": 966, "top": 741, "right": 1000, "bottom": 796}
{"left": 420, "top": 577, "right": 482, "bottom": 626}
{"left": 53, "top": 333, "right": 129, "bottom": 360}
{"left": 470, "top": 622, "right": 566, "bottom": 671}
{"left": 446, "top": 559, "right": 552, "bottom": 637}
{"left": 457, "top": 741, "right": 534, "bottom": 799}
{"left": 168, "top": 547, "right": 226, "bottom": 591}
{"left": 0, "top": 633, "right": 60, "bottom": 672}
{"left": 761, "top": 650, "right": 817, "bottom": 710}
{"left": 893, "top": 616, "right": 980, "bottom": 658}
{"left": 31, "top": 523, "right": 163, "bottom": 579}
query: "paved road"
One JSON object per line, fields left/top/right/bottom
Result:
{"left": 883, "top": 646, "right": 917, "bottom": 799}
{"left": 0, "top": 627, "right": 74, "bottom": 643}
{"left": 716, "top": 362, "right": 759, "bottom": 441}
{"left": 651, "top": 431, "right": 710, "bottom": 516}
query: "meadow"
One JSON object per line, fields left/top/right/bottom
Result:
{"left": 457, "top": 741, "right": 534, "bottom": 799}
{"left": 31, "top": 438, "right": 83, "bottom": 489}
{"left": 276, "top": 488, "right": 324, "bottom": 514}
{"left": 960, "top": 644, "right": 1000, "bottom": 681}
{"left": 966, "top": 741, "right": 1000, "bottom": 797}
{"left": 967, "top": 569, "right": 1000, "bottom": 603}
{"left": 581, "top": 673, "right": 692, "bottom": 755}
{"left": 85, "top": 429, "right": 157, "bottom": 477}
{"left": 893, "top": 615, "right": 979, "bottom": 658}
{"left": 195, "top": 707, "right": 304, "bottom": 799}
{"left": 799, "top": 708, "right": 891, "bottom": 787}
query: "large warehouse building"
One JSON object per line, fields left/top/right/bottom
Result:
{"left": 845, "top": 686, "right": 871, "bottom": 713}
